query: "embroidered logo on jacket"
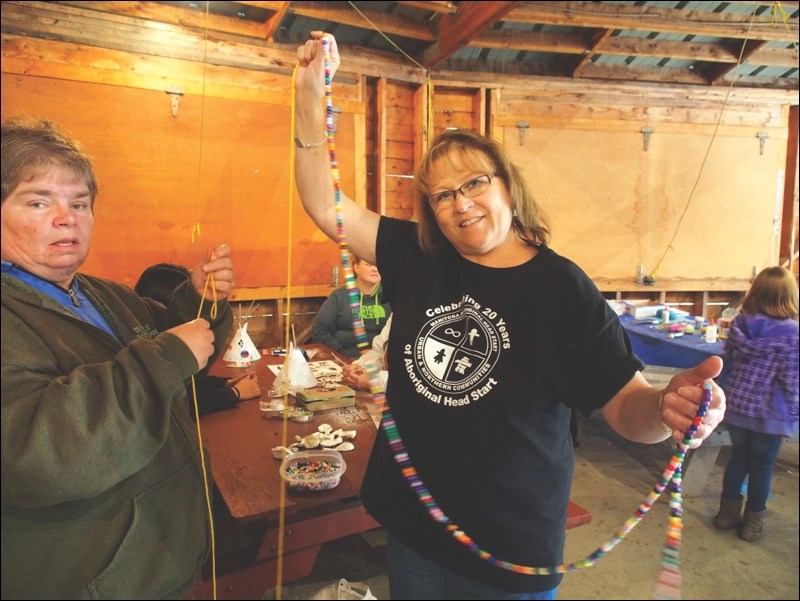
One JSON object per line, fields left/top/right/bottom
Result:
{"left": 134, "top": 324, "right": 159, "bottom": 340}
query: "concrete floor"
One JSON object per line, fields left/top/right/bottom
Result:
{"left": 269, "top": 410, "right": 799, "bottom": 600}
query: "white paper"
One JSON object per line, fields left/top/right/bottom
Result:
{"left": 223, "top": 322, "right": 261, "bottom": 367}
{"left": 271, "top": 345, "right": 319, "bottom": 392}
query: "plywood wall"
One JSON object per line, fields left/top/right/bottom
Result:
{"left": 503, "top": 124, "right": 782, "bottom": 282}
{"left": 1, "top": 72, "right": 354, "bottom": 289}
{"left": 488, "top": 81, "right": 791, "bottom": 289}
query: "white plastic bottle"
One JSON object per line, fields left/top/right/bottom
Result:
{"left": 705, "top": 320, "right": 718, "bottom": 344}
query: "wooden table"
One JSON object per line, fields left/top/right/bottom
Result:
{"left": 192, "top": 344, "right": 590, "bottom": 599}
{"left": 192, "top": 344, "right": 381, "bottom": 599}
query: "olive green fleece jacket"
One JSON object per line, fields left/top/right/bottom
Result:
{"left": 0, "top": 272, "right": 232, "bottom": 600}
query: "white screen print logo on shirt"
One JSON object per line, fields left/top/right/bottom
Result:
{"left": 404, "top": 295, "right": 510, "bottom": 407}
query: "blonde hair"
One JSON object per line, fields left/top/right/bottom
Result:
{"left": 742, "top": 266, "right": 799, "bottom": 321}
{"left": 414, "top": 129, "right": 550, "bottom": 255}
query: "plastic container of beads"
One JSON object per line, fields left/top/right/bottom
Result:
{"left": 279, "top": 450, "right": 346, "bottom": 492}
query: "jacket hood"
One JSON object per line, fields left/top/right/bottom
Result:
{"left": 728, "top": 315, "right": 798, "bottom": 362}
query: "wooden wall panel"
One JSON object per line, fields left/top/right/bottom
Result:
{"left": 385, "top": 82, "right": 418, "bottom": 220}
{"left": 504, "top": 124, "right": 781, "bottom": 282}
{"left": 364, "top": 80, "right": 377, "bottom": 213}
{"left": 432, "top": 87, "right": 480, "bottom": 136}
{"left": 1, "top": 73, "right": 351, "bottom": 289}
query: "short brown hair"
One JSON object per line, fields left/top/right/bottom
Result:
{"left": 742, "top": 266, "right": 799, "bottom": 321}
{"left": 1, "top": 118, "right": 97, "bottom": 204}
{"left": 414, "top": 129, "right": 550, "bottom": 254}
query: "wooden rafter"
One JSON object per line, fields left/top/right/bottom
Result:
{"left": 396, "top": 1, "right": 457, "bottom": 15}
{"left": 260, "top": 1, "right": 291, "bottom": 41}
{"left": 507, "top": 1, "right": 798, "bottom": 43}
{"left": 417, "top": 1, "right": 523, "bottom": 68}
{"left": 4, "top": 0, "right": 796, "bottom": 90}
{"left": 288, "top": 1, "right": 434, "bottom": 42}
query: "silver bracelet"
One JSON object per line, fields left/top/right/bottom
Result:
{"left": 293, "top": 134, "right": 327, "bottom": 149}
{"left": 659, "top": 389, "right": 673, "bottom": 435}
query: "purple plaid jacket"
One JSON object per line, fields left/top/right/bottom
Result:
{"left": 724, "top": 312, "right": 798, "bottom": 434}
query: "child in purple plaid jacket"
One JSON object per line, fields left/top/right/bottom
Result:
{"left": 713, "top": 266, "right": 799, "bottom": 542}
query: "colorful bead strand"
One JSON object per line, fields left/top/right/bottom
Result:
{"left": 322, "top": 40, "right": 370, "bottom": 358}
{"left": 319, "top": 35, "right": 712, "bottom": 589}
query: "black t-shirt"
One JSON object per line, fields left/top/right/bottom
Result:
{"left": 360, "top": 217, "right": 643, "bottom": 593}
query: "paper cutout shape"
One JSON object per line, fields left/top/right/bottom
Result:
{"left": 223, "top": 322, "right": 261, "bottom": 367}
{"left": 272, "top": 344, "right": 318, "bottom": 393}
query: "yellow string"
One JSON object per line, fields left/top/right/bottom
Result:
{"left": 190, "top": 261, "right": 218, "bottom": 600}
{"left": 345, "top": 0, "right": 433, "bottom": 146}
{"left": 269, "top": 61, "right": 305, "bottom": 601}
{"left": 772, "top": 1, "right": 799, "bottom": 53}
{"left": 187, "top": 3, "right": 218, "bottom": 598}
{"left": 347, "top": 1, "right": 425, "bottom": 69}
{"left": 649, "top": 2, "right": 761, "bottom": 279}
{"left": 192, "top": 0, "right": 210, "bottom": 251}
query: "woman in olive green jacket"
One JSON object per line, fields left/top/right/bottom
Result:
{"left": 1, "top": 118, "right": 235, "bottom": 599}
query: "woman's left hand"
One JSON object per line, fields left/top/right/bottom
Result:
{"left": 661, "top": 356, "right": 726, "bottom": 448}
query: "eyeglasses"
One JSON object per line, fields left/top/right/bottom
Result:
{"left": 427, "top": 173, "right": 496, "bottom": 210}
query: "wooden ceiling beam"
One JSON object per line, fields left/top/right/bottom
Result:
{"left": 469, "top": 29, "right": 588, "bottom": 54}
{"left": 706, "top": 39, "right": 769, "bottom": 85}
{"left": 507, "top": 1, "right": 798, "bottom": 43}
{"left": 417, "top": 1, "right": 523, "bottom": 68}
{"left": 288, "top": 1, "right": 433, "bottom": 41}
{"left": 235, "top": 1, "right": 287, "bottom": 9}
{"left": 439, "top": 55, "right": 796, "bottom": 90}
{"left": 734, "top": 0, "right": 799, "bottom": 7}
{"left": 599, "top": 36, "right": 741, "bottom": 63}
{"left": 572, "top": 29, "right": 613, "bottom": 77}
{"left": 472, "top": 28, "right": 799, "bottom": 69}
{"left": 260, "top": 1, "right": 291, "bottom": 41}
{"left": 396, "top": 1, "right": 457, "bottom": 15}
{"left": 0, "top": 3, "right": 425, "bottom": 82}
{"left": 4, "top": 1, "right": 795, "bottom": 90}
{"left": 439, "top": 56, "right": 709, "bottom": 85}
{"left": 577, "top": 61, "right": 715, "bottom": 86}
{"left": 749, "top": 46, "right": 800, "bottom": 68}
{"left": 56, "top": 1, "right": 268, "bottom": 38}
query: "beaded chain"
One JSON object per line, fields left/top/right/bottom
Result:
{"left": 322, "top": 62, "right": 369, "bottom": 360}
{"left": 319, "top": 35, "right": 711, "bottom": 597}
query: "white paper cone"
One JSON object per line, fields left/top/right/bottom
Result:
{"left": 273, "top": 345, "right": 317, "bottom": 391}
{"left": 223, "top": 322, "right": 261, "bottom": 367}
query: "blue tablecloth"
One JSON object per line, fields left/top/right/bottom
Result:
{"left": 620, "top": 314, "right": 729, "bottom": 385}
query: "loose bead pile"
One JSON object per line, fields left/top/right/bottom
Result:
{"left": 282, "top": 459, "right": 342, "bottom": 491}
{"left": 320, "top": 35, "right": 712, "bottom": 598}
